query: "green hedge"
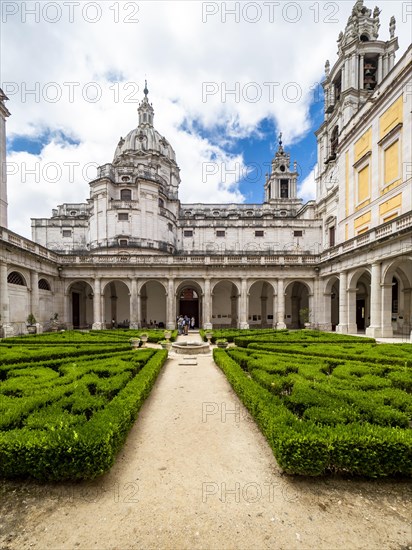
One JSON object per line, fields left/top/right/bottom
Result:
{"left": 214, "top": 348, "right": 412, "bottom": 477}
{"left": 0, "top": 349, "right": 167, "bottom": 480}
{"left": 2, "top": 329, "right": 178, "bottom": 345}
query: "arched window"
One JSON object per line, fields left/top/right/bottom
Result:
{"left": 158, "top": 198, "right": 164, "bottom": 208}
{"left": 7, "top": 271, "right": 26, "bottom": 286}
{"left": 330, "top": 126, "right": 339, "bottom": 159}
{"left": 38, "top": 278, "right": 51, "bottom": 291}
{"left": 120, "top": 189, "right": 132, "bottom": 201}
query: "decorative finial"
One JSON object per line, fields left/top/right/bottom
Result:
{"left": 144, "top": 79, "right": 149, "bottom": 97}
{"left": 325, "top": 60, "right": 330, "bottom": 77}
{"left": 278, "top": 132, "right": 283, "bottom": 147}
{"left": 389, "top": 16, "right": 396, "bottom": 39}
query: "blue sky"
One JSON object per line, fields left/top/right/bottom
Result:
{"left": 1, "top": 1, "right": 410, "bottom": 237}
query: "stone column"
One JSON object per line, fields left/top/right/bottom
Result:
{"left": 92, "top": 278, "right": 102, "bottom": 330}
{"left": 272, "top": 281, "right": 277, "bottom": 329}
{"left": 0, "top": 261, "right": 13, "bottom": 336}
{"left": 336, "top": 271, "right": 348, "bottom": 333}
{"left": 277, "top": 278, "right": 286, "bottom": 329}
{"left": 347, "top": 288, "right": 358, "bottom": 334}
{"left": 166, "top": 279, "right": 175, "bottom": 330}
{"left": 137, "top": 289, "right": 142, "bottom": 328}
{"left": 239, "top": 279, "right": 249, "bottom": 329}
{"left": 366, "top": 263, "right": 382, "bottom": 338}
{"left": 377, "top": 55, "right": 383, "bottom": 84}
{"left": 203, "top": 278, "right": 212, "bottom": 329}
{"left": 30, "top": 271, "right": 39, "bottom": 320}
{"left": 30, "top": 271, "right": 42, "bottom": 332}
{"left": 359, "top": 55, "right": 364, "bottom": 89}
{"left": 129, "top": 278, "right": 139, "bottom": 329}
{"left": 380, "top": 283, "right": 393, "bottom": 337}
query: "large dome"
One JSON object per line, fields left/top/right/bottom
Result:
{"left": 113, "top": 84, "right": 176, "bottom": 163}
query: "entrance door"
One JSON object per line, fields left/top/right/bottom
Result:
{"left": 72, "top": 292, "right": 80, "bottom": 328}
{"left": 179, "top": 288, "right": 199, "bottom": 327}
{"left": 356, "top": 299, "right": 365, "bottom": 331}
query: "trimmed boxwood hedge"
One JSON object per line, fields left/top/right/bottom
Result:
{"left": 214, "top": 345, "right": 412, "bottom": 477}
{"left": 0, "top": 349, "right": 167, "bottom": 480}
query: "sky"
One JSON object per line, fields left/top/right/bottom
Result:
{"left": 1, "top": 0, "right": 411, "bottom": 238}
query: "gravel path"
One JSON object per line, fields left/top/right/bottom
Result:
{"left": 0, "top": 334, "right": 411, "bottom": 550}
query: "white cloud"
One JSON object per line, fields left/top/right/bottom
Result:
{"left": 298, "top": 167, "right": 317, "bottom": 203}
{"left": 2, "top": 1, "right": 410, "bottom": 237}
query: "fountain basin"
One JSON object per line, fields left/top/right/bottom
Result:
{"left": 171, "top": 341, "right": 210, "bottom": 355}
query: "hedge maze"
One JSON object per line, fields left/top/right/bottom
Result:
{"left": 213, "top": 330, "right": 412, "bottom": 477}
{"left": 0, "top": 334, "right": 168, "bottom": 480}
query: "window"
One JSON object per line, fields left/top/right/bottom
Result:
{"left": 118, "top": 213, "right": 129, "bottom": 221}
{"left": 184, "top": 230, "right": 193, "bottom": 237}
{"left": 168, "top": 223, "right": 173, "bottom": 231}
{"left": 121, "top": 176, "right": 130, "bottom": 182}
{"left": 119, "top": 239, "right": 128, "bottom": 247}
{"left": 280, "top": 179, "right": 289, "bottom": 198}
{"left": 38, "top": 279, "right": 51, "bottom": 291}
{"left": 330, "top": 126, "right": 339, "bottom": 158}
{"left": 294, "top": 230, "right": 303, "bottom": 237}
{"left": 62, "top": 230, "right": 72, "bottom": 238}
{"left": 213, "top": 210, "right": 220, "bottom": 217}
{"left": 383, "top": 140, "right": 400, "bottom": 187}
{"left": 255, "top": 230, "right": 264, "bottom": 237}
{"left": 120, "top": 189, "right": 132, "bottom": 201}
{"left": 216, "top": 230, "right": 225, "bottom": 237}
{"left": 159, "top": 198, "right": 164, "bottom": 208}
{"left": 7, "top": 272, "right": 26, "bottom": 286}
{"left": 70, "top": 210, "right": 77, "bottom": 216}
{"left": 357, "top": 164, "right": 370, "bottom": 205}
{"left": 329, "top": 226, "right": 336, "bottom": 247}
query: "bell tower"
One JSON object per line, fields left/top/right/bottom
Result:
{"left": 0, "top": 89, "right": 10, "bottom": 229}
{"left": 319, "top": 1, "right": 398, "bottom": 167}
{"left": 264, "top": 133, "right": 302, "bottom": 215}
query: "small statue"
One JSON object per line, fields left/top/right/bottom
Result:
{"left": 389, "top": 16, "right": 396, "bottom": 39}
{"left": 373, "top": 6, "right": 380, "bottom": 19}
{"left": 325, "top": 59, "right": 330, "bottom": 77}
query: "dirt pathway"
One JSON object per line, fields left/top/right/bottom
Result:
{"left": 0, "top": 334, "right": 411, "bottom": 549}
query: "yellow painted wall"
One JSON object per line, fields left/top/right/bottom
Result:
{"left": 354, "top": 128, "right": 371, "bottom": 163}
{"left": 354, "top": 211, "right": 371, "bottom": 232}
{"left": 379, "top": 96, "right": 403, "bottom": 139}
{"left": 379, "top": 193, "right": 402, "bottom": 216}
{"left": 384, "top": 140, "right": 400, "bottom": 185}
{"left": 357, "top": 165, "right": 369, "bottom": 204}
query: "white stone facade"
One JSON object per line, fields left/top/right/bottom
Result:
{"left": 1, "top": 1, "right": 411, "bottom": 338}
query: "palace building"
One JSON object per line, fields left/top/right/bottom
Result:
{"left": 0, "top": 0, "right": 411, "bottom": 338}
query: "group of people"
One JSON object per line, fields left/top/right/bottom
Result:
{"left": 177, "top": 315, "right": 195, "bottom": 335}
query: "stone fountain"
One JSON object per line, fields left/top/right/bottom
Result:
{"left": 171, "top": 340, "right": 210, "bottom": 355}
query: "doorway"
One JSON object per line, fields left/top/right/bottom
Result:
{"left": 356, "top": 299, "right": 365, "bottom": 331}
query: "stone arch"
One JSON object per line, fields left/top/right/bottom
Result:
{"left": 284, "top": 280, "right": 311, "bottom": 328}
{"left": 248, "top": 280, "right": 275, "bottom": 328}
{"left": 175, "top": 280, "right": 203, "bottom": 328}
{"left": 348, "top": 269, "right": 371, "bottom": 332}
{"left": 7, "top": 270, "right": 29, "bottom": 324}
{"left": 67, "top": 280, "right": 94, "bottom": 329}
{"left": 102, "top": 280, "right": 131, "bottom": 328}
{"left": 211, "top": 280, "right": 239, "bottom": 328}
{"left": 140, "top": 280, "right": 167, "bottom": 329}
{"left": 382, "top": 258, "right": 412, "bottom": 335}
{"left": 324, "top": 275, "right": 340, "bottom": 330}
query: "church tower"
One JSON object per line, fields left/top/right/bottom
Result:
{"left": 0, "top": 89, "right": 10, "bottom": 228}
{"left": 318, "top": 0, "right": 398, "bottom": 169}
{"left": 264, "top": 133, "right": 302, "bottom": 215}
